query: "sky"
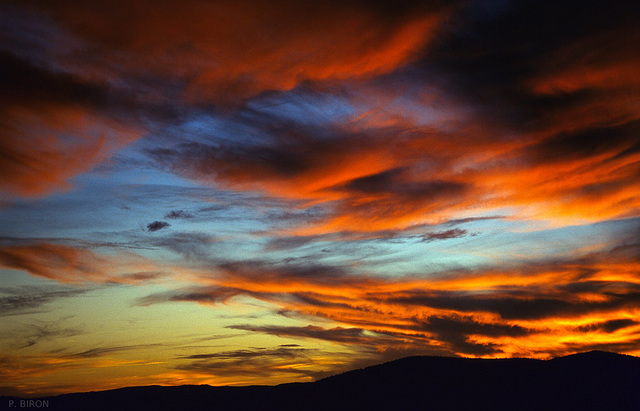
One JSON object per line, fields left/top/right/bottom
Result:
{"left": 1, "top": 0, "right": 639, "bottom": 397}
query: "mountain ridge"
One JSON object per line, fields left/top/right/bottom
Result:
{"left": 2, "top": 351, "right": 639, "bottom": 411}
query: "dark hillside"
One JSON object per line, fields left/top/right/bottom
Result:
{"left": 2, "top": 351, "right": 639, "bottom": 411}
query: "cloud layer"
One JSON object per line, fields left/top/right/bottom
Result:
{"left": 138, "top": 238, "right": 640, "bottom": 358}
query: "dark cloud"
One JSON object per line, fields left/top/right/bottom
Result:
{"left": 146, "top": 221, "right": 170, "bottom": 232}
{"left": 0, "top": 236, "right": 155, "bottom": 251}
{"left": 264, "top": 235, "right": 319, "bottom": 251}
{"left": 134, "top": 231, "right": 640, "bottom": 358}
{"left": 424, "top": 315, "right": 530, "bottom": 338}
{"left": 558, "top": 280, "right": 640, "bottom": 294}
{"left": 416, "top": 315, "right": 530, "bottom": 356}
{"left": 442, "top": 216, "right": 506, "bottom": 226}
{"left": 147, "top": 119, "right": 472, "bottom": 232}
{"left": 61, "top": 344, "right": 160, "bottom": 358}
{"left": 175, "top": 346, "right": 324, "bottom": 379}
{"left": 136, "top": 286, "right": 243, "bottom": 307}
{"left": 0, "top": 51, "right": 110, "bottom": 108}
{"left": 119, "top": 271, "right": 168, "bottom": 282}
{"left": 421, "top": 228, "right": 469, "bottom": 242}
{"left": 290, "top": 292, "right": 358, "bottom": 311}
{"left": 218, "top": 260, "right": 352, "bottom": 284}
{"left": 229, "top": 325, "right": 369, "bottom": 345}
{"left": 179, "top": 347, "right": 312, "bottom": 361}
{"left": 148, "top": 232, "right": 218, "bottom": 258}
{"left": 406, "top": 1, "right": 640, "bottom": 224}
{"left": 17, "top": 0, "right": 454, "bottom": 105}
{"left": 136, "top": 259, "right": 358, "bottom": 307}
{"left": 525, "top": 120, "right": 640, "bottom": 164}
{"left": 0, "top": 7, "right": 186, "bottom": 122}
{"left": 341, "top": 169, "right": 464, "bottom": 199}
{"left": 264, "top": 221, "right": 484, "bottom": 250}
{"left": 20, "top": 322, "right": 83, "bottom": 349}
{"left": 608, "top": 242, "right": 640, "bottom": 262}
{"left": 425, "top": 0, "right": 640, "bottom": 126}
{"left": 148, "top": 132, "right": 359, "bottom": 186}
{"left": 164, "top": 210, "right": 194, "bottom": 219}
{"left": 0, "top": 52, "right": 145, "bottom": 197}
{"left": 578, "top": 319, "right": 638, "bottom": 334}
{"left": 0, "top": 286, "right": 87, "bottom": 315}
{"left": 0, "top": 13, "right": 181, "bottom": 198}
{"left": 392, "top": 289, "right": 640, "bottom": 321}
{"left": 261, "top": 294, "right": 539, "bottom": 357}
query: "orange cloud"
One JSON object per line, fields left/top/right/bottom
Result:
{"left": 529, "top": 23, "right": 640, "bottom": 98}
{"left": 154, "top": 103, "right": 639, "bottom": 234}
{"left": 10, "top": 0, "right": 637, "bottom": 231}
{"left": 0, "top": 106, "right": 141, "bottom": 197}
{"left": 33, "top": 0, "right": 449, "bottom": 104}
{"left": 0, "top": 49, "right": 145, "bottom": 198}
{"left": 138, "top": 241, "right": 640, "bottom": 358}
{"left": 0, "top": 242, "right": 160, "bottom": 284}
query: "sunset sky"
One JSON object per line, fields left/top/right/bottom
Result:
{"left": 1, "top": 0, "right": 639, "bottom": 397}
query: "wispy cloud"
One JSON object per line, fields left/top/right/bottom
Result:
{"left": 60, "top": 344, "right": 162, "bottom": 359}
{"left": 0, "top": 286, "right": 87, "bottom": 315}
{"left": 421, "top": 228, "right": 470, "bottom": 242}
{"left": 174, "top": 346, "right": 329, "bottom": 380}
{"left": 147, "top": 232, "right": 219, "bottom": 259}
{"left": 164, "top": 210, "right": 194, "bottom": 219}
{"left": 138, "top": 238, "right": 640, "bottom": 358}
{"left": 229, "top": 325, "right": 371, "bottom": 345}
{"left": 0, "top": 242, "right": 160, "bottom": 283}
{"left": 18, "top": 322, "right": 83, "bottom": 349}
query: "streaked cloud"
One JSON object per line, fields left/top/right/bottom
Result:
{"left": 137, "top": 237, "right": 640, "bottom": 358}
{"left": 164, "top": 210, "right": 194, "bottom": 220}
{"left": 421, "top": 228, "right": 470, "bottom": 242}
{"left": 0, "top": 242, "right": 160, "bottom": 283}
{"left": 0, "top": 286, "right": 88, "bottom": 316}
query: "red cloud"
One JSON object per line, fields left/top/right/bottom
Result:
{"left": 137, "top": 242, "right": 640, "bottom": 358}
{"left": 0, "top": 106, "right": 141, "bottom": 197}
{"left": 0, "top": 242, "right": 159, "bottom": 284}
{"left": 34, "top": 0, "right": 449, "bottom": 104}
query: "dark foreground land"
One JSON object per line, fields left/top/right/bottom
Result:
{"left": 2, "top": 351, "right": 640, "bottom": 411}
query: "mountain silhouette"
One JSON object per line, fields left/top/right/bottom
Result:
{"left": 2, "top": 351, "right": 639, "bottom": 410}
